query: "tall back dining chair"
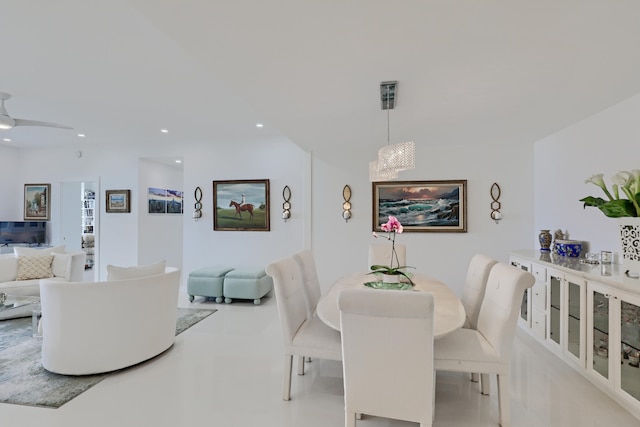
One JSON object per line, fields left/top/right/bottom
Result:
{"left": 266, "top": 255, "right": 342, "bottom": 401}
{"left": 292, "top": 249, "right": 324, "bottom": 373}
{"left": 434, "top": 262, "right": 535, "bottom": 427}
{"left": 339, "top": 288, "right": 435, "bottom": 427}
{"left": 460, "top": 253, "right": 498, "bottom": 392}
{"left": 461, "top": 254, "right": 498, "bottom": 329}
{"left": 368, "top": 243, "right": 406, "bottom": 269}
{"left": 292, "top": 249, "right": 322, "bottom": 318}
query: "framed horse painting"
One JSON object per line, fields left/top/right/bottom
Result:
{"left": 213, "top": 179, "right": 270, "bottom": 231}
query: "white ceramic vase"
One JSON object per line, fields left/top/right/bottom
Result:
{"left": 382, "top": 274, "right": 400, "bottom": 284}
{"left": 618, "top": 217, "right": 640, "bottom": 276}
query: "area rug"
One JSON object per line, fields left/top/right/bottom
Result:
{"left": 0, "top": 307, "right": 216, "bottom": 408}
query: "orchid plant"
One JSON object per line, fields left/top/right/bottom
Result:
{"left": 580, "top": 171, "right": 640, "bottom": 217}
{"left": 370, "top": 215, "right": 414, "bottom": 283}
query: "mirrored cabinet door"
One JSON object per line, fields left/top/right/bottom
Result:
{"left": 619, "top": 292, "right": 640, "bottom": 402}
{"left": 588, "top": 284, "right": 611, "bottom": 382}
{"left": 566, "top": 275, "right": 586, "bottom": 362}
{"left": 549, "top": 271, "right": 562, "bottom": 347}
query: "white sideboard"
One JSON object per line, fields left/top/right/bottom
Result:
{"left": 511, "top": 249, "right": 640, "bottom": 421}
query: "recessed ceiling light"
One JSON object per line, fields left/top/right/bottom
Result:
{"left": 3, "top": 138, "right": 11, "bottom": 142}
{"left": 256, "top": 123, "right": 264, "bottom": 128}
{"left": 77, "top": 133, "right": 86, "bottom": 138}
{"left": 161, "top": 129, "right": 169, "bottom": 133}
{"left": 175, "top": 159, "right": 182, "bottom": 164}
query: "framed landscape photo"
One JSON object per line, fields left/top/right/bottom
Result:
{"left": 24, "top": 183, "right": 51, "bottom": 220}
{"left": 106, "top": 189, "right": 131, "bottom": 213}
{"left": 372, "top": 180, "right": 467, "bottom": 232}
{"left": 213, "top": 179, "right": 270, "bottom": 231}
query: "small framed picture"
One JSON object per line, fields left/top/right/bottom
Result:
{"left": 24, "top": 183, "right": 51, "bottom": 220}
{"left": 372, "top": 180, "right": 467, "bottom": 232}
{"left": 106, "top": 189, "right": 131, "bottom": 213}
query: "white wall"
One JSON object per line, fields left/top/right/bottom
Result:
{"left": 180, "top": 138, "right": 308, "bottom": 283}
{"left": 311, "top": 142, "right": 534, "bottom": 295}
{"left": 0, "top": 145, "right": 22, "bottom": 219}
{"left": 138, "top": 158, "right": 184, "bottom": 269}
{"left": 5, "top": 132, "right": 535, "bottom": 297}
{"left": 535, "top": 92, "right": 640, "bottom": 259}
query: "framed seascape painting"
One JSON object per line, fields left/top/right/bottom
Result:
{"left": 213, "top": 179, "right": 270, "bottom": 231}
{"left": 24, "top": 183, "right": 51, "bottom": 220}
{"left": 372, "top": 180, "right": 467, "bottom": 232}
{"left": 105, "top": 189, "right": 131, "bottom": 213}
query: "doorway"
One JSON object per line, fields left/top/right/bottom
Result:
{"left": 60, "top": 180, "right": 99, "bottom": 281}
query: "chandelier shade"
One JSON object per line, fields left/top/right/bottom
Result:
{"left": 377, "top": 141, "right": 415, "bottom": 174}
{"left": 369, "top": 160, "right": 398, "bottom": 182}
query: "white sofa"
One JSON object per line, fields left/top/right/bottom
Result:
{"left": 0, "top": 246, "right": 86, "bottom": 296}
{"left": 39, "top": 267, "right": 181, "bottom": 375}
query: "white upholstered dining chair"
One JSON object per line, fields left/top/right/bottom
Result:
{"left": 292, "top": 249, "right": 323, "bottom": 373}
{"left": 368, "top": 243, "right": 406, "bottom": 269}
{"left": 460, "top": 253, "right": 498, "bottom": 392}
{"left": 339, "top": 288, "right": 435, "bottom": 427}
{"left": 292, "top": 250, "right": 322, "bottom": 318}
{"left": 266, "top": 255, "right": 342, "bottom": 401}
{"left": 434, "top": 262, "right": 535, "bottom": 427}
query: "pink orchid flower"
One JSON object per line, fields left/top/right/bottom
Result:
{"left": 381, "top": 215, "right": 403, "bottom": 233}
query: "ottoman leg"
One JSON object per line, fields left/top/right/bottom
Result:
{"left": 216, "top": 296, "right": 223, "bottom": 303}
{"left": 225, "top": 297, "right": 232, "bottom": 304}
{"left": 189, "top": 295, "right": 194, "bottom": 302}
{"left": 254, "top": 298, "right": 261, "bottom": 305}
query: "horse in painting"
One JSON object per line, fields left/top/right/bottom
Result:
{"left": 229, "top": 200, "right": 254, "bottom": 220}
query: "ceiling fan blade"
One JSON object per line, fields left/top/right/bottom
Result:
{"left": 13, "top": 118, "right": 73, "bottom": 130}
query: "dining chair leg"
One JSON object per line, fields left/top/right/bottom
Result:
{"left": 432, "top": 370, "right": 436, "bottom": 421}
{"left": 481, "top": 373, "right": 491, "bottom": 395}
{"left": 283, "top": 354, "right": 293, "bottom": 401}
{"left": 346, "top": 410, "right": 357, "bottom": 427}
{"left": 297, "top": 355, "right": 305, "bottom": 375}
{"left": 497, "top": 373, "right": 511, "bottom": 427}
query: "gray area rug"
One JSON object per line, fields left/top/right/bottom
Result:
{"left": 0, "top": 307, "right": 216, "bottom": 408}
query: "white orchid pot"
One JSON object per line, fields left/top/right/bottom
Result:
{"left": 382, "top": 274, "right": 400, "bottom": 284}
{"left": 619, "top": 217, "right": 640, "bottom": 276}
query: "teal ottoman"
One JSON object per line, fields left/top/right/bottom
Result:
{"left": 187, "top": 266, "right": 235, "bottom": 303}
{"left": 223, "top": 267, "right": 273, "bottom": 305}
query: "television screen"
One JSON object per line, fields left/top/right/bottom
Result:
{"left": 0, "top": 221, "right": 47, "bottom": 245}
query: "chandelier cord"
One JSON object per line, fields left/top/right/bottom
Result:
{"left": 387, "top": 103, "right": 390, "bottom": 147}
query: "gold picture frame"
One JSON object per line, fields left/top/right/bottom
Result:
{"left": 372, "top": 180, "right": 467, "bottom": 232}
{"left": 24, "top": 183, "right": 51, "bottom": 220}
{"left": 105, "top": 189, "right": 131, "bottom": 213}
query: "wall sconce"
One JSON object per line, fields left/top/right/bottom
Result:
{"left": 193, "top": 186, "right": 203, "bottom": 222}
{"left": 282, "top": 185, "right": 292, "bottom": 221}
{"left": 490, "top": 182, "right": 502, "bottom": 224}
{"left": 342, "top": 185, "right": 352, "bottom": 222}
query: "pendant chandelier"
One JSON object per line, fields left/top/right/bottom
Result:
{"left": 370, "top": 81, "right": 415, "bottom": 181}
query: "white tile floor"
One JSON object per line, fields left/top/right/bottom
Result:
{"left": 1, "top": 287, "right": 639, "bottom": 427}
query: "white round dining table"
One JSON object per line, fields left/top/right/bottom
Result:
{"left": 316, "top": 272, "right": 466, "bottom": 339}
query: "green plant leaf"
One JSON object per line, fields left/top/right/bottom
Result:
{"left": 581, "top": 197, "right": 637, "bottom": 217}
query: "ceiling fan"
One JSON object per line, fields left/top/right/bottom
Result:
{"left": 0, "top": 92, "right": 73, "bottom": 130}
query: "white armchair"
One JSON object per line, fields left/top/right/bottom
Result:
{"left": 339, "top": 288, "right": 435, "bottom": 427}
{"left": 39, "top": 267, "right": 180, "bottom": 375}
